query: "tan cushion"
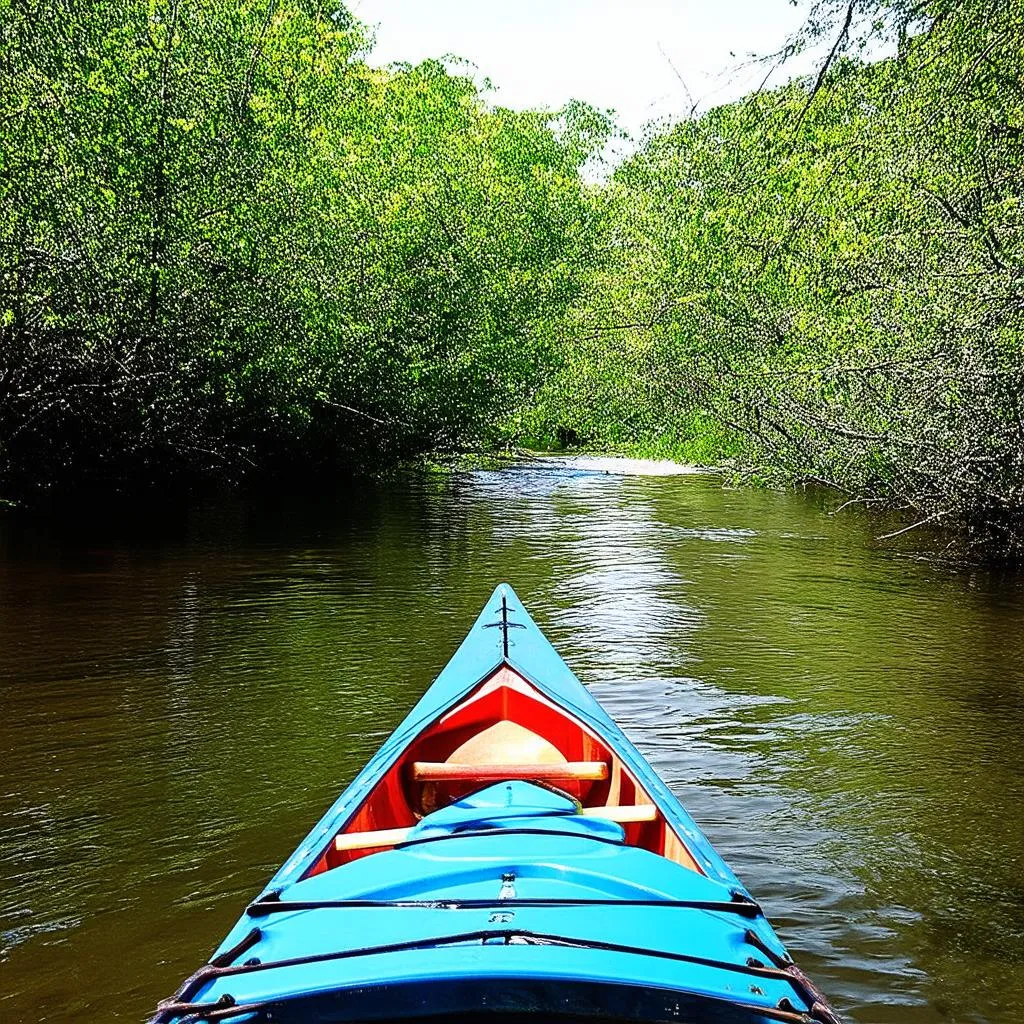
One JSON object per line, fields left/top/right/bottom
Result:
{"left": 447, "top": 719, "right": 567, "bottom": 766}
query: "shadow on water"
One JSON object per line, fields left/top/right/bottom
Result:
{"left": 0, "top": 460, "right": 1021, "bottom": 1023}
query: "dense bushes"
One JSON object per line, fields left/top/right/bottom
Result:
{"left": 535, "top": 1, "right": 1024, "bottom": 555}
{"left": 0, "top": 1, "right": 606, "bottom": 492}
{"left": 4, "top": 0, "right": 1023, "bottom": 556}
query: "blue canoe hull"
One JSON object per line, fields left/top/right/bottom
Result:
{"left": 153, "top": 586, "right": 838, "bottom": 1024}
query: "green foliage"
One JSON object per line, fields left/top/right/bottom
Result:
{"left": 541, "top": 1, "right": 1024, "bottom": 556}
{"left": 0, "top": 1, "right": 606, "bottom": 491}
{"left": 4, "top": 0, "right": 1023, "bottom": 557}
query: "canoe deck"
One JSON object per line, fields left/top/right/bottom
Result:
{"left": 157, "top": 785, "right": 821, "bottom": 1023}
{"left": 152, "top": 586, "right": 839, "bottom": 1024}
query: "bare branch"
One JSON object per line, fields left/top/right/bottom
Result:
{"left": 794, "top": 0, "right": 856, "bottom": 132}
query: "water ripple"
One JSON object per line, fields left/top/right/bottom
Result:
{"left": 0, "top": 465, "right": 1022, "bottom": 1022}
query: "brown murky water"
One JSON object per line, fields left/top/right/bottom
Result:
{"left": 1, "top": 459, "right": 1022, "bottom": 1023}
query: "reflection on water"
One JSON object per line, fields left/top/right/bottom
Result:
{"left": 1, "top": 460, "right": 1022, "bottom": 1023}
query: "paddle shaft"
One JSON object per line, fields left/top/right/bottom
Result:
{"left": 410, "top": 760, "right": 609, "bottom": 782}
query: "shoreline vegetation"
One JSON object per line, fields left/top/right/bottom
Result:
{"left": 2, "top": 2, "right": 1022, "bottom": 559}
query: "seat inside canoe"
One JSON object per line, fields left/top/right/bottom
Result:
{"left": 307, "top": 665, "right": 700, "bottom": 877}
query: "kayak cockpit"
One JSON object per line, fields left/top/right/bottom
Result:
{"left": 307, "top": 665, "right": 701, "bottom": 876}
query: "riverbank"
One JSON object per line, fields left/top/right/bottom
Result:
{"left": 489, "top": 445, "right": 995, "bottom": 564}
{"left": 4, "top": 2, "right": 1021, "bottom": 561}
{"left": 0, "top": 442, "right": 990, "bottom": 569}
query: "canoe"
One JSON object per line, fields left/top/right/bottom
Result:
{"left": 153, "top": 585, "right": 839, "bottom": 1024}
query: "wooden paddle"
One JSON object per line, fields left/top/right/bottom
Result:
{"left": 410, "top": 760, "right": 609, "bottom": 782}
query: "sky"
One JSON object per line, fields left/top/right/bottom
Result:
{"left": 349, "top": 0, "right": 824, "bottom": 142}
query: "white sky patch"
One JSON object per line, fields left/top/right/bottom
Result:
{"left": 350, "top": 0, "right": 826, "bottom": 149}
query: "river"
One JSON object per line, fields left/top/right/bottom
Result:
{"left": 1, "top": 458, "right": 1022, "bottom": 1023}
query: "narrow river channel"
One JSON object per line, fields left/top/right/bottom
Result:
{"left": 1, "top": 459, "right": 1022, "bottom": 1023}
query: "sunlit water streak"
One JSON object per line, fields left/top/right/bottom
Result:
{"left": 0, "top": 459, "right": 1022, "bottom": 1022}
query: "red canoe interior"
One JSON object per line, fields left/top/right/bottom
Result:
{"left": 307, "top": 666, "right": 702, "bottom": 877}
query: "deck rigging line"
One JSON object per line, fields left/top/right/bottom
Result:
{"left": 168, "top": 990, "right": 815, "bottom": 1024}
{"left": 244, "top": 893, "right": 765, "bottom": 919}
{"left": 152, "top": 926, "right": 824, "bottom": 1024}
